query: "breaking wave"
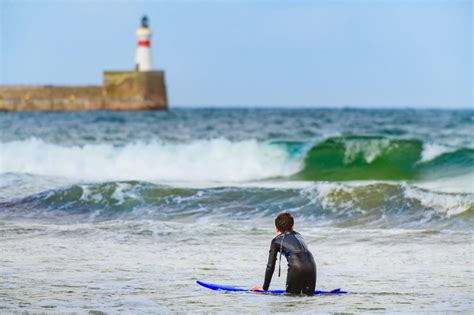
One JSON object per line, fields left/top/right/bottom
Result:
{"left": 0, "top": 138, "right": 300, "bottom": 182}
{"left": 0, "top": 181, "right": 472, "bottom": 230}
{"left": 294, "top": 137, "right": 473, "bottom": 181}
{"left": 0, "top": 137, "right": 472, "bottom": 184}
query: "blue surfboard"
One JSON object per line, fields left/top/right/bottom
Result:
{"left": 197, "top": 281, "right": 347, "bottom": 295}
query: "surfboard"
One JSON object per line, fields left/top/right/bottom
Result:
{"left": 196, "top": 281, "right": 347, "bottom": 295}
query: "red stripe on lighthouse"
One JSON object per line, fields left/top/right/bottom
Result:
{"left": 138, "top": 40, "right": 150, "bottom": 47}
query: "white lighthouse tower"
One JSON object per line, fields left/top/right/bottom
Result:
{"left": 135, "top": 16, "right": 153, "bottom": 71}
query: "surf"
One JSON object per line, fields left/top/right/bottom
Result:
{"left": 1, "top": 180, "right": 472, "bottom": 230}
{"left": 1, "top": 136, "right": 472, "bottom": 184}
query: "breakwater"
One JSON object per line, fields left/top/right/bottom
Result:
{"left": 0, "top": 71, "right": 168, "bottom": 111}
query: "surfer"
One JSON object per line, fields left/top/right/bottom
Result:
{"left": 251, "top": 211, "right": 317, "bottom": 295}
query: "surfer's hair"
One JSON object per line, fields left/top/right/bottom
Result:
{"left": 275, "top": 212, "right": 294, "bottom": 232}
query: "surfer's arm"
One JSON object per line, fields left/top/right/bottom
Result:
{"left": 262, "top": 240, "right": 278, "bottom": 291}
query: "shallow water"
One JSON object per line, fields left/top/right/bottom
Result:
{"left": 0, "top": 109, "right": 473, "bottom": 313}
{"left": 1, "top": 221, "right": 471, "bottom": 313}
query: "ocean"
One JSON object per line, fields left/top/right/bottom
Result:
{"left": 0, "top": 108, "right": 472, "bottom": 313}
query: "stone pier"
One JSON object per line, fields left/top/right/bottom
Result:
{"left": 0, "top": 71, "right": 168, "bottom": 112}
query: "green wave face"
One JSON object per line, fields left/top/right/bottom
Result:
{"left": 295, "top": 137, "right": 424, "bottom": 181}
{"left": 417, "top": 148, "right": 474, "bottom": 180}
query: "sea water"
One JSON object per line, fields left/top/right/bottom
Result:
{"left": 0, "top": 108, "right": 472, "bottom": 313}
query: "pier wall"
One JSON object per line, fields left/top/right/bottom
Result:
{"left": 103, "top": 71, "right": 167, "bottom": 111}
{"left": 0, "top": 71, "right": 167, "bottom": 112}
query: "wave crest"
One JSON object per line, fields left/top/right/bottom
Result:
{"left": 0, "top": 138, "right": 300, "bottom": 182}
{"left": 1, "top": 137, "right": 472, "bottom": 184}
{"left": 1, "top": 181, "right": 472, "bottom": 230}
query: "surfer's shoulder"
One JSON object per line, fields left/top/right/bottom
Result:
{"left": 273, "top": 233, "right": 284, "bottom": 241}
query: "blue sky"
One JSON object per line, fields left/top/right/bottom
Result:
{"left": 0, "top": 0, "right": 472, "bottom": 107}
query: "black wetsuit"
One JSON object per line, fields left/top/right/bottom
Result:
{"left": 262, "top": 231, "right": 317, "bottom": 295}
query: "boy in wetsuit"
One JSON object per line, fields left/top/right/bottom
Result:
{"left": 252, "top": 212, "right": 317, "bottom": 295}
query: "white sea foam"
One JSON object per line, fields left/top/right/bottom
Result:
{"left": 343, "top": 138, "right": 391, "bottom": 163}
{"left": 414, "top": 173, "right": 474, "bottom": 194}
{"left": 300, "top": 182, "right": 359, "bottom": 213}
{"left": 301, "top": 181, "right": 473, "bottom": 217}
{"left": 402, "top": 184, "right": 473, "bottom": 217}
{"left": 420, "top": 143, "right": 452, "bottom": 162}
{"left": 344, "top": 139, "right": 461, "bottom": 165}
{"left": 0, "top": 138, "right": 302, "bottom": 182}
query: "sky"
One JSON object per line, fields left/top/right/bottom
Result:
{"left": 0, "top": 0, "right": 472, "bottom": 108}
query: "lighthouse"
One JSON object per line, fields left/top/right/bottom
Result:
{"left": 0, "top": 15, "right": 168, "bottom": 111}
{"left": 135, "top": 16, "right": 153, "bottom": 71}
